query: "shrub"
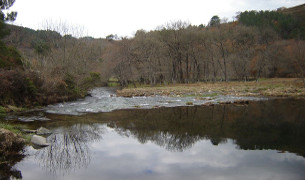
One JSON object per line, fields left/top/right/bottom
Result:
{"left": 81, "top": 72, "right": 101, "bottom": 89}
{"left": 0, "top": 69, "right": 42, "bottom": 106}
{"left": 186, "top": 102, "right": 193, "bottom": 105}
{"left": 0, "top": 106, "right": 6, "bottom": 113}
{"left": 0, "top": 106, "right": 6, "bottom": 117}
{"left": 26, "top": 77, "right": 38, "bottom": 95}
{"left": 90, "top": 72, "right": 101, "bottom": 81}
{"left": 64, "top": 73, "right": 76, "bottom": 90}
{"left": 0, "top": 42, "right": 23, "bottom": 69}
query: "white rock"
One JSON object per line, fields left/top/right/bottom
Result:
{"left": 31, "top": 135, "right": 49, "bottom": 147}
{"left": 36, "top": 127, "right": 51, "bottom": 135}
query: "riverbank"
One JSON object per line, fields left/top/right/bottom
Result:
{"left": 117, "top": 78, "right": 305, "bottom": 98}
{"left": 0, "top": 125, "right": 27, "bottom": 180}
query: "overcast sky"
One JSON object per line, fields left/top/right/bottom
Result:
{"left": 9, "top": 0, "right": 304, "bottom": 38}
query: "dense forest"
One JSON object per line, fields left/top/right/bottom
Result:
{"left": 0, "top": 1, "right": 305, "bottom": 106}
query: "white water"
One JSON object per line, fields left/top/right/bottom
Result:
{"left": 45, "top": 87, "right": 267, "bottom": 115}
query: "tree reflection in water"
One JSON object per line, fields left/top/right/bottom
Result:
{"left": 15, "top": 98, "right": 305, "bottom": 177}
{"left": 34, "top": 123, "right": 104, "bottom": 175}
{"left": 109, "top": 105, "right": 233, "bottom": 152}
{"left": 104, "top": 99, "right": 305, "bottom": 155}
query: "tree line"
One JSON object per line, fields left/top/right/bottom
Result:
{"left": 1, "top": 0, "right": 110, "bottom": 106}
{"left": 103, "top": 10, "right": 305, "bottom": 86}
{"left": 1, "top": 1, "right": 305, "bottom": 106}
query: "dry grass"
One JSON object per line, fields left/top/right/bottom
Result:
{"left": 117, "top": 78, "right": 305, "bottom": 98}
{"left": 0, "top": 128, "right": 26, "bottom": 156}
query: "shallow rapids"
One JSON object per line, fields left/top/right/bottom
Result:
{"left": 45, "top": 87, "right": 267, "bottom": 115}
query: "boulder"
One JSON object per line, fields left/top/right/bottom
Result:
{"left": 31, "top": 135, "right": 49, "bottom": 147}
{"left": 36, "top": 127, "right": 52, "bottom": 135}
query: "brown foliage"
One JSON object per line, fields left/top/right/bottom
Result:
{"left": 103, "top": 21, "right": 302, "bottom": 84}
{"left": 0, "top": 69, "right": 42, "bottom": 106}
{"left": 0, "top": 128, "right": 25, "bottom": 180}
{"left": 0, "top": 128, "right": 25, "bottom": 156}
{"left": 2, "top": 24, "right": 111, "bottom": 106}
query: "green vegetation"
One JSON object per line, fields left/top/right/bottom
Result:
{"left": 0, "top": 106, "right": 6, "bottom": 117}
{"left": 6, "top": 105, "right": 27, "bottom": 112}
{"left": 238, "top": 10, "right": 305, "bottom": 39}
{"left": 0, "top": 70, "right": 42, "bottom": 106}
{"left": 199, "top": 93, "right": 219, "bottom": 98}
{"left": 0, "top": 106, "right": 5, "bottom": 113}
{"left": 0, "top": 122, "right": 22, "bottom": 135}
{"left": 186, "top": 102, "right": 193, "bottom": 105}
{"left": 0, "top": 42, "right": 23, "bottom": 68}
{"left": 209, "top": 15, "right": 221, "bottom": 26}
{"left": 0, "top": 0, "right": 21, "bottom": 69}
{"left": 81, "top": 72, "right": 102, "bottom": 90}
{"left": 0, "top": 0, "right": 44, "bottom": 107}
{"left": 108, "top": 77, "right": 120, "bottom": 87}
{"left": 0, "top": 122, "right": 33, "bottom": 143}
{"left": 108, "top": 82, "right": 120, "bottom": 87}
{"left": 22, "top": 134, "right": 33, "bottom": 143}
{"left": 26, "top": 77, "right": 38, "bottom": 95}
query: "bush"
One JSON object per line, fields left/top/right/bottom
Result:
{"left": 26, "top": 77, "right": 38, "bottom": 95}
{"left": 64, "top": 73, "right": 76, "bottom": 90}
{"left": 0, "top": 42, "right": 23, "bottom": 69}
{"left": 0, "top": 69, "right": 42, "bottom": 106}
{"left": 90, "top": 72, "right": 101, "bottom": 81}
{"left": 0, "top": 106, "right": 6, "bottom": 113}
{"left": 81, "top": 72, "right": 101, "bottom": 89}
{"left": 0, "top": 106, "right": 6, "bottom": 117}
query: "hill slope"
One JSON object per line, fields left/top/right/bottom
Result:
{"left": 280, "top": 3, "right": 305, "bottom": 26}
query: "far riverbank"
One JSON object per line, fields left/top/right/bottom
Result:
{"left": 117, "top": 78, "right": 305, "bottom": 98}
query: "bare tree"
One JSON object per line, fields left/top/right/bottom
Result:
{"left": 231, "top": 25, "right": 259, "bottom": 81}
{"left": 290, "top": 40, "right": 305, "bottom": 85}
{"left": 212, "top": 24, "right": 231, "bottom": 81}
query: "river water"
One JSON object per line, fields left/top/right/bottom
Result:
{"left": 45, "top": 87, "right": 267, "bottom": 115}
{"left": 1, "top": 88, "right": 305, "bottom": 180}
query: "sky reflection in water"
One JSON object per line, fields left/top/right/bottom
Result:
{"left": 17, "top": 126, "right": 305, "bottom": 180}
{"left": 10, "top": 99, "right": 305, "bottom": 180}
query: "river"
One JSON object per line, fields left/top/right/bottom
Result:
{"left": 1, "top": 88, "right": 305, "bottom": 180}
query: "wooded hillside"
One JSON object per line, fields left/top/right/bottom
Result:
{"left": 280, "top": 4, "right": 305, "bottom": 27}
{"left": 1, "top": 24, "right": 110, "bottom": 106}
{"left": 102, "top": 6, "right": 305, "bottom": 86}
{"left": 1, "top": 3, "right": 304, "bottom": 106}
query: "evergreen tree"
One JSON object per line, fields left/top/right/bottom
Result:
{"left": 238, "top": 10, "right": 304, "bottom": 39}
{"left": 0, "top": 0, "right": 17, "bottom": 38}
{"left": 209, "top": 15, "right": 220, "bottom": 27}
{"left": 0, "top": 0, "right": 21, "bottom": 68}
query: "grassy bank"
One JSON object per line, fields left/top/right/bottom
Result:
{"left": 117, "top": 78, "right": 305, "bottom": 98}
{"left": 0, "top": 122, "right": 32, "bottom": 143}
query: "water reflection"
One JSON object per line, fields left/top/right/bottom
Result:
{"left": 4, "top": 99, "right": 305, "bottom": 179}
{"left": 34, "top": 123, "right": 104, "bottom": 175}
{"left": 0, "top": 154, "right": 24, "bottom": 180}
{"left": 101, "top": 99, "right": 305, "bottom": 155}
